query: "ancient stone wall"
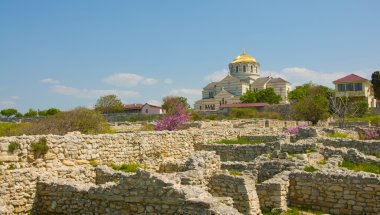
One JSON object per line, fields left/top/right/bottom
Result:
{"left": 280, "top": 142, "right": 317, "bottom": 154}
{"left": 319, "top": 137, "right": 380, "bottom": 156}
{"left": 208, "top": 173, "right": 261, "bottom": 215}
{"left": 256, "top": 171, "right": 290, "bottom": 212}
{"left": 288, "top": 171, "right": 380, "bottom": 215}
{"left": 200, "top": 141, "right": 281, "bottom": 162}
{"left": 34, "top": 169, "right": 241, "bottom": 215}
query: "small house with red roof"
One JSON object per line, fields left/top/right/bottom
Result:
{"left": 333, "top": 74, "right": 377, "bottom": 108}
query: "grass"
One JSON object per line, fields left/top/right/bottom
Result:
{"left": 326, "top": 132, "right": 348, "bottom": 139}
{"left": 140, "top": 123, "right": 155, "bottom": 131}
{"left": 89, "top": 159, "right": 98, "bottom": 167}
{"left": 229, "top": 169, "right": 242, "bottom": 176}
{"left": 376, "top": 153, "right": 380, "bottom": 159}
{"left": 306, "top": 148, "right": 317, "bottom": 153}
{"left": 347, "top": 115, "right": 380, "bottom": 126}
{"left": 215, "top": 136, "right": 262, "bottom": 145}
{"left": 287, "top": 153, "right": 296, "bottom": 158}
{"left": 110, "top": 163, "right": 143, "bottom": 173}
{"left": 0, "top": 161, "right": 4, "bottom": 166}
{"left": 30, "top": 137, "right": 49, "bottom": 156}
{"left": 304, "top": 166, "right": 318, "bottom": 172}
{"left": 317, "top": 159, "right": 327, "bottom": 165}
{"left": 8, "top": 141, "right": 20, "bottom": 153}
{"left": 340, "top": 160, "right": 380, "bottom": 174}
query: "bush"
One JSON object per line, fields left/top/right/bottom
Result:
{"left": 111, "top": 163, "right": 142, "bottom": 173}
{"left": 20, "top": 107, "right": 110, "bottom": 135}
{"left": 285, "top": 124, "right": 308, "bottom": 135}
{"left": 361, "top": 129, "right": 380, "bottom": 140}
{"left": 30, "top": 137, "right": 49, "bottom": 156}
{"left": 304, "top": 166, "right": 318, "bottom": 172}
{"left": 8, "top": 141, "right": 20, "bottom": 153}
{"left": 155, "top": 104, "right": 190, "bottom": 131}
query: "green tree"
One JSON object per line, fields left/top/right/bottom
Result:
{"left": 240, "top": 88, "right": 281, "bottom": 104}
{"left": 0, "top": 108, "right": 20, "bottom": 117}
{"left": 371, "top": 71, "right": 380, "bottom": 99}
{"left": 162, "top": 96, "right": 189, "bottom": 114}
{"left": 24, "top": 108, "right": 38, "bottom": 117}
{"left": 289, "top": 83, "right": 332, "bottom": 124}
{"left": 94, "top": 95, "right": 124, "bottom": 114}
{"left": 240, "top": 90, "right": 257, "bottom": 103}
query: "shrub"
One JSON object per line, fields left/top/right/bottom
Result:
{"left": 326, "top": 132, "right": 348, "bottom": 138}
{"left": 304, "top": 166, "right": 318, "bottom": 172}
{"left": 229, "top": 169, "right": 242, "bottom": 176}
{"left": 361, "top": 129, "right": 379, "bottom": 140}
{"left": 111, "top": 163, "right": 142, "bottom": 173}
{"left": 155, "top": 104, "right": 190, "bottom": 131}
{"left": 7, "top": 164, "right": 16, "bottom": 170}
{"left": 8, "top": 141, "right": 20, "bottom": 153}
{"left": 30, "top": 137, "right": 49, "bottom": 156}
{"left": 340, "top": 160, "right": 380, "bottom": 174}
{"left": 285, "top": 124, "right": 308, "bottom": 135}
{"left": 20, "top": 107, "right": 110, "bottom": 135}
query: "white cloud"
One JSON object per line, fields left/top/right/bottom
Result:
{"left": 262, "top": 67, "right": 370, "bottom": 88}
{"left": 170, "top": 88, "right": 202, "bottom": 97}
{"left": 52, "top": 84, "right": 140, "bottom": 99}
{"left": 103, "top": 73, "right": 157, "bottom": 87}
{"left": 40, "top": 78, "right": 60, "bottom": 84}
{"left": 164, "top": 78, "right": 173, "bottom": 85}
{"left": 204, "top": 69, "right": 228, "bottom": 82}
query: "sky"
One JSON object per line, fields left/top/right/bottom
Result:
{"left": 0, "top": 0, "right": 379, "bottom": 113}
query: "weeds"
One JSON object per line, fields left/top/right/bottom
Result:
{"left": 304, "top": 166, "right": 318, "bottom": 172}
{"left": 229, "top": 169, "right": 242, "bottom": 176}
{"left": 8, "top": 141, "right": 20, "bottom": 153}
{"left": 110, "top": 163, "right": 143, "bottom": 173}
{"left": 30, "top": 137, "right": 49, "bottom": 157}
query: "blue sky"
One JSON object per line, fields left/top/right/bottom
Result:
{"left": 1, "top": 0, "right": 379, "bottom": 112}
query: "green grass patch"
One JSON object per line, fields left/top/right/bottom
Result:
{"left": 229, "top": 169, "right": 242, "bottom": 176}
{"left": 326, "top": 132, "right": 348, "bottom": 138}
{"left": 140, "top": 123, "right": 155, "bottom": 131}
{"left": 376, "top": 153, "right": 380, "bottom": 159}
{"left": 317, "top": 159, "right": 327, "bottom": 165}
{"left": 0, "top": 161, "right": 4, "bottom": 166}
{"left": 30, "top": 137, "right": 49, "bottom": 156}
{"left": 306, "top": 148, "right": 317, "bottom": 153}
{"left": 89, "top": 159, "right": 98, "bottom": 167}
{"left": 287, "top": 153, "right": 296, "bottom": 158}
{"left": 340, "top": 160, "right": 380, "bottom": 174}
{"left": 110, "top": 163, "right": 143, "bottom": 173}
{"left": 304, "top": 166, "right": 318, "bottom": 172}
{"left": 347, "top": 115, "right": 380, "bottom": 126}
{"left": 8, "top": 141, "right": 20, "bottom": 154}
{"left": 125, "top": 114, "right": 159, "bottom": 122}
{"left": 215, "top": 136, "right": 262, "bottom": 145}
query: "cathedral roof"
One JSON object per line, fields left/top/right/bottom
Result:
{"left": 231, "top": 50, "right": 256, "bottom": 64}
{"left": 269, "top": 77, "right": 290, "bottom": 84}
{"left": 253, "top": 77, "right": 271, "bottom": 85}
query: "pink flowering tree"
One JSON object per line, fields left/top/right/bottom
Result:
{"left": 362, "top": 129, "right": 380, "bottom": 140}
{"left": 155, "top": 103, "right": 190, "bottom": 131}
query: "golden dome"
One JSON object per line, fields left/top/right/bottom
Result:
{"left": 231, "top": 50, "right": 256, "bottom": 64}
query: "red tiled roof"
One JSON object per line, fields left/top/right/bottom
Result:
{"left": 220, "top": 102, "right": 269, "bottom": 108}
{"left": 333, "top": 74, "right": 368, "bottom": 84}
{"left": 124, "top": 104, "right": 144, "bottom": 110}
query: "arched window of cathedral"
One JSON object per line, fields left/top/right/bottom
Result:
{"left": 243, "top": 65, "right": 246, "bottom": 72}
{"left": 251, "top": 65, "right": 253, "bottom": 72}
{"left": 236, "top": 66, "right": 238, "bottom": 73}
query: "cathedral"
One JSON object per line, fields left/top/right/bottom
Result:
{"left": 194, "top": 51, "right": 291, "bottom": 111}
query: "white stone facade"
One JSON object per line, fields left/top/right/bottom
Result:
{"left": 195, "top": 51, "right": 291, "bottom": 111}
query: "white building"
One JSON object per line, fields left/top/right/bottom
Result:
{"left": 194, "top": 51, "right": 291, "bottom": 111}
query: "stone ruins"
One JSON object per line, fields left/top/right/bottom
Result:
{"left": 0, "top": 119, "right": 379, "bottom": 214}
